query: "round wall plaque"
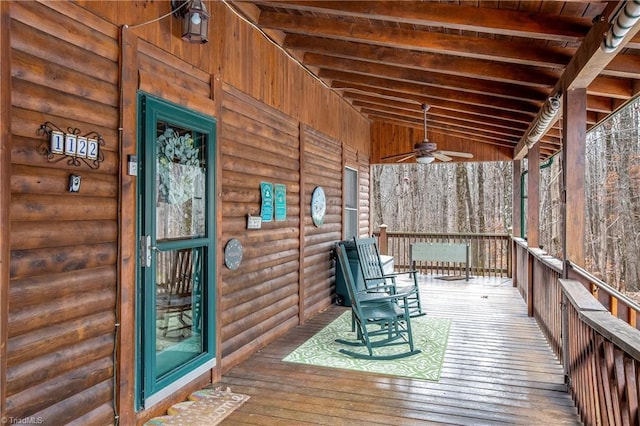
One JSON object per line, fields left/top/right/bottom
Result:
{"left": 224, "top": 238, "right": 243, "bottom": 270}
{"left": 311, "top": 186, "right": 326, "bottom": 227}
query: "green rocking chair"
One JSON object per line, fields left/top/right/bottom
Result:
{"left": 353, "top": 237, "right": 425, "bottom": 317}
{"left": 335, "top": 244, "right": 421, "bottom": 360}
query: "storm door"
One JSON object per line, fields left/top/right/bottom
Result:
{"left": 136, "top": 93, "right": 216, "bottom": 408}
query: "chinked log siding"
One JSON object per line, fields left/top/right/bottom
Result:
{"left": 220, "top": 86, "right": 301, "bottom": 369}
{"left": 138, "top": 39, "right": 215, "bottom": 112}
{"left": 6, "top": 1, "right": 119, "bottom": 424}
{"left": 358, "top": 158, "right": 371, "bottom": 236}
{"left": 3, "top": 1, "right": 371, "bottom": 423}
{"left": 301, "top": 125, "right": 343, "bottom": 320}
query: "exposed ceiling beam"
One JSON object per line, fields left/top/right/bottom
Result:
{"left": 258, "top": 11, "right": 575, "bottom": 67}
{"left": 331, "top": 81, "right": 536, "bottom": 124}
{"left": 284, "top": 35, "right": 560, "bottom": 88}
{"left": 303, "top": 53, "right": 548, "bottom": 102}
{"left": 322, "top": 71, "right": 542, "bottom": 114}
{"left": 254, "top": 1, "right": 591, "bottom": 42}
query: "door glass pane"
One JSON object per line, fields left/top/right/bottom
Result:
{"left": 156, "top": 123, "right": 207, "bottom": 240}
{"left": 155, "top": 247, "right": 204, "bottom": 378}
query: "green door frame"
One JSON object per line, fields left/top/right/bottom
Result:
{"left": 135, "top": 92, "right": 217, "bottom": 409}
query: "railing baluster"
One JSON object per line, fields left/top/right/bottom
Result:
{"left": 371, "top": 230, "right": 511, "bottom": 277}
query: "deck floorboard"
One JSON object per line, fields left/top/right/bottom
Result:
{"left": 218, "top": 275, "right": 581, "bottom": 425}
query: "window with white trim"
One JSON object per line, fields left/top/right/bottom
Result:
{"left": 344, "top": 167, "right": 358, "bottom": 239}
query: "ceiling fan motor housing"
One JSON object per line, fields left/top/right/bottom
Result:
{"left": 414, "top": 142, "right": 437, "bottom": 152}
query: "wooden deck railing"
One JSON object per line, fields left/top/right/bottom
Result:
{"left": 373, "top": 228, "right": 511, "bottom": 277}
{"left": 562, "top": 278, "right": 640, "bottom": 425}
{"left": 567, "top": 262, "right": 639, "bottom": 329}
{"left": 513, "top": 237, "right": 640, "bottom": 425}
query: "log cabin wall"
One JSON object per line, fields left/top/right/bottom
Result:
{"left": 6, "top": 1, "right": 120, "bottom": 423}
{"left": 358, "top": 157, "right": 371, "bottom": 237}
{"left": 2, "top": 0, "right": 371, "bottom": 423}
{"left": 301, "top": 125, "right": 343, "bottom": 322}
{"left": 219, "top": 85, "right": 301, "bottom": 368}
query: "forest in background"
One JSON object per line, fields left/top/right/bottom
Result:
{"left": 538, "top": 100, "right": 640, "bottom": 293}
{"left": 372, "top": 98, "right": 640, "bottom": 294}
{"left": 371, "top": 161, "right": 513, "bottom": 235}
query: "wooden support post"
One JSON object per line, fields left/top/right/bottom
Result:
{"left": 562, "top": 88, "right": 586, "bottom": 272}
{"left": 212, "top": 75, "right": 223, "bottom": 384}
{"left": 526, "top": 144, "right": 540, "bottom": 317}
{"left": 117, "top": 26, "right": 139, "bottom": 424}
{"left": 378, "top": 224, "right": 388, "bottom": 255}
{"left": 512, "top": 159, "right": 522, "bottom": 239}
{"left": 527, "top": 143, "right": 540, "bottom": 249}
{"left": 511, "top": 159, "right": 522, "bottom": 285}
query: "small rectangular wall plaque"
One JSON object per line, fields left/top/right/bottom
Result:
{"left": 275, "top": 183, "right": 286, "bottom": 221}
{"left": 247, "top": 215, "right": 262, "bottom": 229}
{"left": 260, "top": 182, "right": 273, "bottom": 222}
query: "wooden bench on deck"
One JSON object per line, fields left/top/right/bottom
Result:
{"left": 410, "top": 242, "right": 470, "bottom": 281}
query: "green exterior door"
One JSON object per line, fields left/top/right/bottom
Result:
{"left": 136, "top": 93, "right": 216, "bottom": 409}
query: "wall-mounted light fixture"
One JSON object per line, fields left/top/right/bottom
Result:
{"left": 526, "top": 94, "right": 562, "bottom": 148}
{"left": 172, "top": 0, "right": 209, "bottom": 44}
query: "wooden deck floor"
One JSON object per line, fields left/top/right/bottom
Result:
{"left": 217, "top": 275, "right": 581, "bottom": 425}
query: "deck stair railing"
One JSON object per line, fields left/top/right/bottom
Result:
{"left": 373, "top": 227, "right": 511, "bottom": 278}
{"left": 513, "top": 237, "right": 640, "bottom": 425}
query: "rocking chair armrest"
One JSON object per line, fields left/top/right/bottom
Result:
{"left": 355, "top": 286, "right": 395, "bottom": 302}
{"left": 363, "top": 275, "right": 393, "bottom": 283}
{"left": 364, "top": 270, "right": 417, "bottom": 282}
{"left": 363, "top": 284, "right": 395, "bottom": 292}
{"left": 359, "top": 291, "right": 410, "bottom": 305}
{"left": 387, "top": 270, "right": 418, "bottom": 278}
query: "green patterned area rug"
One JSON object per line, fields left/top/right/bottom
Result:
{"left": 283, "top": 311, "right": 450, "bottom": 381}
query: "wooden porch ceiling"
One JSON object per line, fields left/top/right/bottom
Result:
{"left": 229, "top": 1, "right": 640, "bottom": 163}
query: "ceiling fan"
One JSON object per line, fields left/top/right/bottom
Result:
{"left": 382, "top": 104, "right": 473, "bottom": 164}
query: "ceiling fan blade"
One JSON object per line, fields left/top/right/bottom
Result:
{"left": 381, "top": 151, "right": 415, "bottom": 161}
{"left": 433, "top": 152, "right": 452, "bottom": 162}
{"left": 396, "top": 153, "right": 417, "bottom": 163}
{"left": 438, "top": 150, "right": 474, "bottom": 158}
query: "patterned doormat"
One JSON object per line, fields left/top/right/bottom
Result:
{"left": 145, "top": 387, "right": 250, "bottom": 425}
{"left": 283, "top": 311, "right": 450, "bottom": 381}
{"left": 435, "top": 275, "right": 469, "bottom": 281}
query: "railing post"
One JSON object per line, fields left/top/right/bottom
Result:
{"left": 561, "top": 291, "right": 569, "bottom": 386}
{"left": 507, "top": 237, "right": 512, "bottom": 278}
{"left": 528, "top": 252, "right": 535, "bottom": 317}
{"left": 378, "top": 224, "right": 388, "bottom": 255}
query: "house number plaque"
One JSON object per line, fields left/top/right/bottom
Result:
{"left": 38, "top": 122, "right": 105, "bottom": 170}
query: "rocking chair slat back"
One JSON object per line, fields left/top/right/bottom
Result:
{"left": 353, "top": 237, "right": 425, "bottom": 316}
{"left": 335, "top": 245, "right": 420, "bottom": 360}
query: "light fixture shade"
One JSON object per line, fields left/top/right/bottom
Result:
{"left": 175, "top": 0, "right": 209, "bottom": 43}
{"left": 416, "top": 155, "right": 435, "bottom": 164}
